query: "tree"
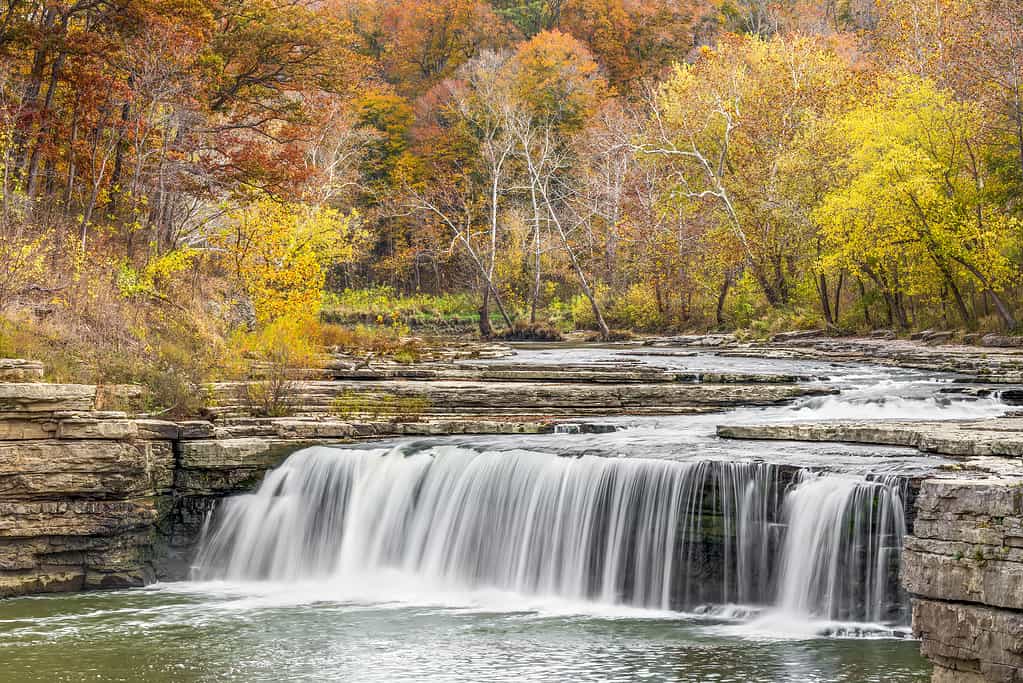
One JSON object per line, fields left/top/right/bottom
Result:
{"left": 502, "top": 29, "right": 612, "bottom": 335}
{"left": 815, "top": 76, "right": 1019, "bottom": 329}
{"left": 217, "top": 199, "right": 364, "bottom": 323}
{"left": 559, "top": 0, "right": 634, "bottom": 85}
{"left": 876, "top": 0, "right": 1023, "bottom": 192}
{"left": 363, "top": 0, "right": 505, "bottom": 95}
{"left": 640, "top": 34, "right": 855, "bottom": 311}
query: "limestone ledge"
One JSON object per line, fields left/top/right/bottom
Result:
{"left": 914, "top": 599, "right": 1023, "bottom": 683}
{"left": 902, "top": 479, "right": 1023, "bottom": 682}
{"left": 321, "top": 362, "right": 815, "bottom": 385}
{"left": 904, "top": 480, "right": 1023, "bottom": 611}
{"left": 0, "top": 383, "right": 96, "bottom": 413}
{"left": 208, "top": 379, "right": 833, "bottom": 418}
{"left": 0, "top": 359, "right": 44, "bottom": 382}
{"left": 0, "top": 439, "right": 175, "bottom": 500}
{"left": 716, "top": 418, "right": 1023, "bottom": 459}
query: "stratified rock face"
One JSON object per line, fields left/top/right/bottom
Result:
{"left": 0, "top": 359, "right": 44, "bottom": 382}
{"left": 914, "top": 599, "right": 1023, "bottom": 683}
{"left": 0, "top": 383, "right": 96, "bottom": 413}
{"left": 716, "top": 419, "right": 1023, "bottom": 458}
{"left": 904, "top": 479, "right": 1023, "bottom": 682}
{"left": 207, "top": 378, "right": 833, "bottom": 418}
{"left": 0, "top": 377, "right": 185, "bottom": 596}
{"left": 0, "top": 382, "right": 174, "bottom": 596}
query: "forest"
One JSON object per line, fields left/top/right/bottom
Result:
{"left": 0, "top": 0, "right": 1021, "bottom": 410}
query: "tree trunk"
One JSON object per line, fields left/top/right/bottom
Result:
{"left": 932, "top": 256, "right": 973, "bottom": 327}
{"left": 528, "top": 180, "right": 542, "bottom": 324}
{"left": 952, "top": 256, "right": 1018, "bottom": 330}
{"left": 478, "top": 286, "right": 493, "bottom": 337}
{"left": 857, "top": 278, "right": 873, "bottom": 328}
{"left": 532, "top": 167, "right": 610, "bottom": 338}
{"left": 832, "top": 271, "right": 844, "bottom": 324}
{"left": 1015, "top": 84, "right": 1023, "bottom": 180}
{"left": 25, "top": 50, "right": 66, "bottom": 196}
{"left": 716, "top": 273, "right": 732, "bottom": 327}
{"left": 817, "top": 273, "right": 833, "bottom": 326}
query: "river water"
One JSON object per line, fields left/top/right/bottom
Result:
{"left": 0, "top": 345, "right": 1009, "bottom": 682}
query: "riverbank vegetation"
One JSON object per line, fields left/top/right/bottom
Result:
{"left": 1, "top": 0, "right": 1021, "bottom": 404}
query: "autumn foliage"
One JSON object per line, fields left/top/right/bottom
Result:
{"left": 0, "top": 0, "right": 1022, "bottom": 404}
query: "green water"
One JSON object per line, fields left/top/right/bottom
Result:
{"left": 0, "top": 583, "right": 929, "bottom": 683}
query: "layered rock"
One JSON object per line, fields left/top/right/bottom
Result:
{"left": 0, "top": 359, "right": 44, "bottom": 382}
{"left": 208, "top": 378, "right": 833, "bottom": 418}
{"left": 645, "top": 334, "right": 1023, "bottom": 383}
{"left": 716, "top": 418, "right": 1023, "bottom": 458}
{"left": 904, "top": 479, "right": 1023, "bottom": 682}
{"left": 0, "top": 383, "right": 171, "bottom": 596}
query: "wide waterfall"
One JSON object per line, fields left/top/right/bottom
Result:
{"left": 194, "top": 444, "right": 909, "bottom": 625}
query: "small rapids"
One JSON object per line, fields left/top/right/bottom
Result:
{"left": 194, "top": 445, "right": 911, "bottom": 631}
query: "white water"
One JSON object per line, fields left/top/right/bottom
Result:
{"left": 192, "top": 349, "right": 1010, "bottom": 638}
{"left": 194, "top": 445, "right": 910, "bottom": 628}
{"left": 775, "top": 473, "right": 907, "bottom": 623}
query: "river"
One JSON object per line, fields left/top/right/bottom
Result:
{"left": 0, "top": 346, "right": 1009, "bottom": 682}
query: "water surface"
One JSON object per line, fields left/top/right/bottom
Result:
{"left": 0, "top": 584, "right": 929, "bottom": 682}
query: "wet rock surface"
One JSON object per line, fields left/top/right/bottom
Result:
{"left": 3, "top": 338, "right": 1023, "bottom": 682}
{"left": 716, "top": 418, "right": 1023, "bottom": 459}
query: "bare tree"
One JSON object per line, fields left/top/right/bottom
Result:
{"left": 509, "top": 109, "right": 611, "bottom": 338}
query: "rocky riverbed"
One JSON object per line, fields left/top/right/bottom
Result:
{"left": 3, "top": 336, "right": 1023, "bottom": 682}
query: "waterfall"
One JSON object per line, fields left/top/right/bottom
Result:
{"left": 775, "top": 473, "right": 907, "bottom": 623}
{"left": 193, "top": 445, "right": 909, "bottom": 625}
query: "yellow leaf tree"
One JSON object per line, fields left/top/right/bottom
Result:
{"left": 218, "top": 200, "right": 364, "bottom": 324}
{"left": 815, "top": 76, "right": 1019, "bottom": 329}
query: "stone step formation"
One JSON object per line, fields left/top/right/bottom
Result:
{"left": 1, "top": 340, "right": 1023, "bottom": 682}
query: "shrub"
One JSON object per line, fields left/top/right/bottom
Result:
{"left": 607, "top": 283, "right": 665, "bottom": 331}
{"left": 321, "top": 286, "right": 478, "bottom": 325}
{"left": 0, "top": 292, "right": 226, "bottom": 418}
{"left": 493, "top": 321, "right": 564, "bottom": 341}
{"left": 318, "top": 321, "right": 421, "bottom": 360}
{"left": 570, "top": 292, "right": 597, "bottom": 330}
{"left": 233, "top": 316, "right": 318, "bottom": 417}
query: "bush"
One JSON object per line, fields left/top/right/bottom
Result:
{"left": 0, "top": 296, "right": 226, "bottom": 418}
{"left": 607, "top": 283, "right": 665, "bottom": 331}
{"left": 570, "top": 292, "right": 598, "bottom": 330}
{"left": 232, "top": 316, "right": 318, "bottom": 417}
{"left": 318, "top": 321, "right": 421, "bottom": 360}
{"left": 321, "top": 286, "right": 478, "bottom": 325}
{"left": 493, "top": 321, "right": 564, "bottom": 341}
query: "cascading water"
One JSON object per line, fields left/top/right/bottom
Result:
{"left": 194, "top": 444, "right": 911, "bottom": 627}
{"left": 774, "top": 473, "right": 908, "bottom": 624}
